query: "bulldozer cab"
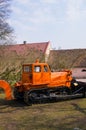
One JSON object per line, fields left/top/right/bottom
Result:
{"left": 22, "top": 62, "right": 51, "bottom": 85}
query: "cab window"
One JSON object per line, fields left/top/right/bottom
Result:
{"left": 44, "top": 65, "right": 48, "bottom": 72}
{"left": 24, "top": 65, "right": 32, "bottom": 72}
{"left": 34, "top": 66, "right": 41, "bottom": 72}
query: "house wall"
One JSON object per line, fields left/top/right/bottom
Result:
{"left": 72, "top": 67, "right": 86, "bottom": 79}
{"left": 45, "top": 42, "right": 51, "bottom": 62}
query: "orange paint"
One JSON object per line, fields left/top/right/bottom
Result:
{"left": 15, "top": 61, "right": 73, "bottom": 91}
{"left": 0, "top": 80, "right": 13, "bottom": 100}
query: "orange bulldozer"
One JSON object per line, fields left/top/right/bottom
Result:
{"left": 0, "top": 59, "right": 86, "bottom": 105}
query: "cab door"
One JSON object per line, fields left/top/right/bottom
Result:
{"left": 22, "top": 65, "right": 32, "bottom": 84}
{"left": 42, "top": 65, "right": 51, "bottom": 84}
{"left": 33, "top": 65, "right": 42, "bottom": 85}
{"left": 32, "top": 64, "right": 51, "bottom": 85}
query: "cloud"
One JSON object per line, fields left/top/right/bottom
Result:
{"left": 29, "top": 6, "right": 56, "bottom": 24}
{"left": 11, "top": 0, "right": 86, "bottom": 23}
{"left": 10, "top": 0, "right": 86, "bottom": 46}
{"left": 11, "top": 6, "right": 23, "bottom": 15}
{"left": 12, "top": 1, "right": 57, "bottom": 24}
{"left": 40, "top": 0, "right": 57, "bottom": 4}
{"left": 65, "top": 0, "right": 85, "bottom": 21}
{"left": 9, "top": 18, "right": 36, "bottom": 32}
{"left": 14, "top": 0, "right": 29, "bottom": 5}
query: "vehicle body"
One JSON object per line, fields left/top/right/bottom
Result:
{"left": 13, "top": 60, "right": 86, "bottom": 105}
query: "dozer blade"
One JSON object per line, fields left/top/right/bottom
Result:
{"left": 0, "top": 80, "right": 13, "bottom": 100}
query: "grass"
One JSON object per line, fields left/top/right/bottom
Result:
{"left": 0, "top": 93, "right": 86, "bottom": 130}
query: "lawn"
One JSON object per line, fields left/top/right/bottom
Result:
{"left": 0, "top": 94, "right": 86, "bottom": 130}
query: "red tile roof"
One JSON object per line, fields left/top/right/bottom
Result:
{"left": 2, "top": 41, "right": 50, "bottom": 56}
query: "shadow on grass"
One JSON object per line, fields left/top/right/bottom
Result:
{"left": 0, "top": 96, "right": 86, "bottom": 114}
{"left": 0, "top": 96, "right": 85, "bottom": 107}
{"left": 0, "top": 99, "right": 27, "bottom": 107}
{"left": 0, "top": 99, "right": 29, "bottom": 113}
{"left": 71, "top": 103, "right": 86, "bottom": 115}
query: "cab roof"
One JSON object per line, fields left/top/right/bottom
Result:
{"left": 23, "top": 62, "right": 48, "bottom": 66}
{"left": 22, "top": 59, "right": 48, "bottom": 66}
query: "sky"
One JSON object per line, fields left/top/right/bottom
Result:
{"left": 9, "top": 0, "right": 86, "bottom": 49}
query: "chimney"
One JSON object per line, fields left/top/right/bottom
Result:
{"left": 23, "top": 41, "right": 27, "bottom": 44}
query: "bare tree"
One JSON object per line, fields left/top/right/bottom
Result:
{"left": 0, "top": 0, "right": 13, "bottom": 44}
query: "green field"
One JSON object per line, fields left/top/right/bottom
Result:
{"left": 0, "top": 94, "right": 86, "bottom": 130}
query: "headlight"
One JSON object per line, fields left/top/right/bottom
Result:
{"left": 74, "top": 82, "right": 78, "bottom": 86}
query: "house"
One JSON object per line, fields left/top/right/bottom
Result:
{"left": 0, "top": 41, "right": 86, "bottom": 80}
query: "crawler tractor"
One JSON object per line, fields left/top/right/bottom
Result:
{"left": 13, "top": 60, "right": 86, "bottom": 105}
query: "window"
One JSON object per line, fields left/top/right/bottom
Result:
{"left": 44, "top": 65, "right": 48, "bottom": 72}
{"left": 82, "top": 69, "right": 86, "bottom": 72}
{"left": 24, "top": 66, "right": 32, "bottom": 72}
{"left": 34, "top": 66, "right": 41, "bottom": 72}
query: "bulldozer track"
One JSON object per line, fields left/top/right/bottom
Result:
{"left": 23, "top": 89, "right": 86, "bottom": 105}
